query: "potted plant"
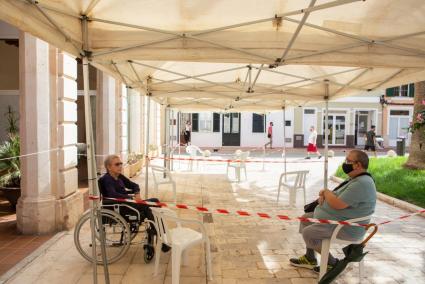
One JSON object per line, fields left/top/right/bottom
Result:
{"left": 0, "top": 134, "right": 20, "bottom": 209}
{"left": 0, "top": 106, "right": 20, "bottom": 209}
{"left": 127, "top": 152, "right": 139, "bottom": 177}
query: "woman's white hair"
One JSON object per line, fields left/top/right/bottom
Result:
{"left": 104, "top": 154, "right": 121, "bottom": 172}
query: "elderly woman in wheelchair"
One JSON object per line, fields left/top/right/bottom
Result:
{"left": 74, "top": 155, "right": 170, "bottom": 265}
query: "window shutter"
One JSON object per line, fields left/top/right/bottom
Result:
{"left": 213, "top": 113, "right": 220, "bottom": 132}
{"left": 252, "top": 113, "right": 265, "bottom": 133}
{"left": 386, "top": 87, "right": 395, "bottom": 97}
{"left": 192, "top": 113, "right": 199, "bottom": 132}
{"left": 409, "top": 83, "right": 415, "bottom": 97}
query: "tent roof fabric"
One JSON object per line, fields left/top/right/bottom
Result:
{"left": 1, "top": 0, "right": 424, "bottom": 111}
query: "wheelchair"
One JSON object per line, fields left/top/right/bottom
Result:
{"left": 74, "top": 180, "right": 156, "bottom": 264}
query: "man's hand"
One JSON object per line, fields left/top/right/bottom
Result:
{"left": 318, "top": 196, "right": 325, "bottom": 205}
{"left": 134, "top": 193, "right": 142, "bottom": 201}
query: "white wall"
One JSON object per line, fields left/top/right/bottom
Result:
{"left": 241, "top": 110, "right": 294, "bottom": 148}
{"left": 191, "top": 132, "right": 222, "bottom": 148}
{"left": 189, "top": 109, "right": 294, "bottom": 148}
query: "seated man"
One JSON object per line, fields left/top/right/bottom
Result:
{"left": 99, "top": 154, "right": 169, "bottom": 251}
{"left": 290, "top": 149, "right": 376, "bottom": 273}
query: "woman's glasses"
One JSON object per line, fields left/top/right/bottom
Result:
{"left": 114, "top": 162, "right": 123, "bottom": 166}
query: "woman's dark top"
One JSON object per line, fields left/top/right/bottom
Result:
{"left": 98, "top": 173, "right": 140, "bottom": 199}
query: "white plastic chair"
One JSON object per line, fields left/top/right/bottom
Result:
{"left": 186, "top": 145, "right": 203, "bottom": 171}
{"left": 150, "top": 165, "right": 177, "bottom": 203}
{"left": 151, "top": 207, "right": 212, "bottom": 284}
{"left": 226, "top": 151, "right": 250, "bottom": 182}
{"left": 319, "top": 215, "right": 373, "bottom": 281}
{"left": 277, "top": 170, "right": 309, "bottom": 207}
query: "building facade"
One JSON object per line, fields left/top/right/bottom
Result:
{"left": 182, "top": 87, "right": 415, "bottom": 149}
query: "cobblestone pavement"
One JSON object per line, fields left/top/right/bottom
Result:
{"left": 4, "top": 155, "right": 425, "bottom": 284}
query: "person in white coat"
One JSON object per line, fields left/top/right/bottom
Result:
{"left": 305, "top": 126, "right": 322, "bottom": 159}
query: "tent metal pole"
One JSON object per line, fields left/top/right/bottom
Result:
{"left": 152, "top": 66, "right": 247, "bottom": 86}
{"left": 370, "top": 69, "right": 405, "bottom": 91}
{"left": 324, "top": 80, "right": 330, "bottom": 190}
{"left": 178, "top": 111, "right": 181, "bottom": 170}
{"left": 278, "top": 0, "right": 316, "bottom": 62}
{"left": 83, "top": 57, "right": 110, "bottom": 284}
{"left": 251, "top": 65, "right": 366, "bottom": 92}
{"left": 332, "top": 68, "right": 370, "bottom": 96}
{"left": 270, "top": 68, "right": 363, "bottom": 89}
{"left": 251, "top": 64, "right": 264, "bottom": 91}
{"left": 282, "top": 16, "right": 425, "bottom": 57}
{"left": 132, "top": 61, "right": 244, "bottom": 92}
{"left": 82, "top": 10, "right": 109, "bottom": 283}
{"left": 163, "top": 105, "right": 169, "bottom": 177}
{"left": 283, "top": 104, "right": 287, "bottom": 182}
{"left": 144, "top": 94, "right": 151, "bottom": 199}
{"left": 28, "top": 0, "right": 84, "bottom": 56}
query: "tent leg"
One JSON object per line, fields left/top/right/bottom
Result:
{"left": 144, "top": 95, "right": 151, "bottom": 199}
{"left": 283, "top": 104, "right": 287, "bottom": 182}
{"left": 178, "top": 112, "right": 181, "bottom": 170}
{"left": 83, "top": 57, "right": 110, "bottom": 284}
{"left": 324, "top": 80, "right": 330, "bottom": 189}
{"left": 163, "top": 106, "right": 169, "bottom": 178}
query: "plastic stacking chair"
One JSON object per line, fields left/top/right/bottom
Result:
{"left": 186, "top": 145, "right": 203, "bottom": 171}
{"left": 226, "top": 151, "right": 250, "bottom": 182}
{"left": 277, "top": 170, "right": 309, "bottom": 207}
{"left": 319, "top": 215, "right": 373, "bottom": 281}
{"left": 150, "top": 165, "right": 177, "bottom": 203}
{"left": 151, "top": 207, "right": 212, "bottom": 284}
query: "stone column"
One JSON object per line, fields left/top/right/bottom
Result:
{"left": 117, "top": 83, "right": 128, "bottom": 164}
{"left": 55, "top": 51, "right": 82, "bottom": 230}
{"left": 128, "top": 88, "right": 141, "bottom": 153}
{"left": 96, "top": 71, "right": 116, "bottom": 171}
{"left": 17, "top": 32, "right": 56, "bottom": 234}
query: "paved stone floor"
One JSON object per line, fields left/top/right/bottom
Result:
{"left": 3, "top": 154, "right": 425, "bottom": 284}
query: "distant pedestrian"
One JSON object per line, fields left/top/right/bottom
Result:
{"left": 305, "top": 126, "right": 322, "bottom": 159}
{"left": 264, "top": 122, "right": 273, "bottom": 149}
{"left": 364, "top": 125, "right": 377, "bottom": 157}
{"left": 184, "top": 121, "right": 191, "bottom": 145}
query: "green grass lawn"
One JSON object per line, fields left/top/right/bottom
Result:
{"left": 335, "top": 157, "right": 425, "bottom": 208}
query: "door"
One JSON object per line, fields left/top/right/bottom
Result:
{"left": 355, "top": 111, "right": 368, "bottom": 146}
{"left": 389, "top": 115, "right": 410, "bottom": 146}
{"left": 222, "top": 113, "right": 241, "bottom": 146}
{"left": 323, "top": 114, "right": 346, "bottom": 145}
{"left": 303, "top": 109, "right": 317, "bottom": 146}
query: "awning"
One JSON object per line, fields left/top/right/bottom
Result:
{"left": 1, "top": 0, "right": 424, "bottom": 110}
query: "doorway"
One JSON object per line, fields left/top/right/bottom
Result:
{"left": 323, "top": 114, "right": 346, "bottom": 145}
{"left": 222, "top": 113, "right": 241, "bottom": 146}
{"left": 388, "top": 110, "right": 410, "bottom": 147}
{"left": 355, "top": 111, "right": 369, "bottom": 146}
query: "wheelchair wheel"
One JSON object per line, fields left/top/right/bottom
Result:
{"left": 143, "top": 244, "right": 155, "bottom": 263}
{"left": 74, "top": 209, "right": 131, "bottom": 264}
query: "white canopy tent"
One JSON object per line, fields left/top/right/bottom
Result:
{"left": 1, "top": 1, "right": 425, "bottom": 282}
{"left": 1, "top": 0, "right": 425, "bottom": 111}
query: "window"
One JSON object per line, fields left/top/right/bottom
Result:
{"left": 252, "top": 113, "right": 266, "bottom": 133}
{"left": 213, "top": 113, "right": 220, "bottom": 132}
{"left": 304, "top": 109, "right": 315, "bottom": 114}
{"left": 191, "top": 113, "right": 199, "bottom": 132}
{"left": 390, "top": 110, "right": 410, "bottom": 116}
{"left": 199, "top": 113, "right": 213, "bottom": 132}
{"left": 285, "top": 120, "right": 291, "bottom": 126}
{"left": 386, "top": 84, "right": 414, "bottom": 97}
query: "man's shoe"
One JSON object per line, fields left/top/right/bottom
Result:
{"left": 312, "top": 262, "right": 337, "bottom": 274}
{"left": 289, "top": 255, "right": 317, "bottom": 269}
{"left": 161, "top": 244, "right": 171, "bottom": 252}
{"left": 318, "top": 155, "right": 322, "bottom": 159}
{"left": 305, "top": 157, "right": 311, "bottom": 160}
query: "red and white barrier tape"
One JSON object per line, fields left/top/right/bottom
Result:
{"left": 154, "top": 156, "right": 323, "bottom": 164}
{"left": 88, "top": 195, "right": 425, "bottom": 228}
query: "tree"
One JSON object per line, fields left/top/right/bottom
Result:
{"left": 405, "top": 81, "right": 425, "bottom": 169}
